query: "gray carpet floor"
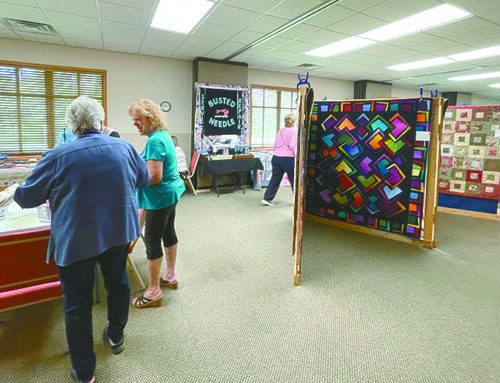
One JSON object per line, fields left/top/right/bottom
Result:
{"left": 0, "top": 187, "right": 499, "bottom": 382}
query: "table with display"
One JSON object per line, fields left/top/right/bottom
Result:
{"left": 0, "top": 203, "right": 145, "bottom": 312}
{"left": 0, "top": 203, "right": 59, "bottom": 312}
{"left": 198, "top": 156, "right": 263, "bottom": 196}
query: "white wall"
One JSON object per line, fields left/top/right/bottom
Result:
{"left": 0, "top": 37, "right": 193, "bottom": 153}
{"left": 470, "top": 94, "right": 500, "bottom": 106}
{"left": 391, "top": 86, "right": 420, "bottom": 98}
{"left": 248, "top": 69, "right": 354, "bottom": 100}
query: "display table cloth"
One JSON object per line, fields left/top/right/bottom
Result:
{"left": 199, "top": 157, "right": 263, "bottom": 196}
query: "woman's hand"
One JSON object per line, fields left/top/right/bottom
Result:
{"left": 148, "top": 160, "right": 163, "bottom": 184}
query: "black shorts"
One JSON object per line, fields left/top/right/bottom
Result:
{"left": 144, "top": 203, "right": 178, "bottom": 260}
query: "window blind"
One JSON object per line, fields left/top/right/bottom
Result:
{"left": 0, "top": 62, "right": 105, "bottom": 154}
{"left": 250, "top": 86, "right": 298, "bottom": 147}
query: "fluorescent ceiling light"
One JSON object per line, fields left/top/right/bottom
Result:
{"left": 388, "top": 57, "right": 454, "bottom": 71}
{"left": 449, "top": 72, "right": 500, "bottom": 81}
{"left": 489, "top": 83, "right": 500, "bottom": 88}
{"left": 151, "top": 0, "right": 215, "bottom": 34}
{"left": 305, "top": 36, "right": 375, "bottom": 57}
{"left": 449, "top": 45, "right": 500, "bottom": 61}
{"left": 360, "top": 5, "right": 470, "bottom": 42}
{"left": 387, "top": 43, "right": 500, "bottom": 71}
{"left": 306, "top": 4, "right": 470, "bottom": 57}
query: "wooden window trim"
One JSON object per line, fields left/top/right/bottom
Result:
{"left": 250, "top": 84, "right": 297, "bottom": 150}
{"left": 0, "top": 60, "right": 107, "bottom": 155}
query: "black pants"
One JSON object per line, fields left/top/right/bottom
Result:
{"left": 144, "top": 203, "right": 178, "bottom": 260}
{"left": 58, "top": 243, "right": 130, "bottom": 381}
{"left": 263, "top": 156, "right": 295, "bottom": 201}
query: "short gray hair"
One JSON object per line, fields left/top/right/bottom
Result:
{"left": 65, "top": 96, "right": 105, "bottom": 135}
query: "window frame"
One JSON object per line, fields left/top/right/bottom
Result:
{"left": 250, "top": 84, "right": 297, "bottom": 149}
{"left": 0, "top": 60, "right": 107, "bottom": 155}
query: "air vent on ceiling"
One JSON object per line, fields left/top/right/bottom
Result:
{"left": 296, "top": 63, "right": 319, "bottom": 70}
{"left": 420, "top": 83, "right": 438, "bottom": 86}
{"left": 2, "top": 18, "right": 57, "bottom": 35}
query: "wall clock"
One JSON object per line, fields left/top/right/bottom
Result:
{"left": 160, "top": 101, "right": 171, "bottom": 112}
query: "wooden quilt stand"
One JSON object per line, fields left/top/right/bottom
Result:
{"left": 127, "top": 209, "right": 146, "bottom": 290}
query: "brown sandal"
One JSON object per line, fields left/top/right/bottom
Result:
{"left": 160, "top": 277, "right": 178, "bottom": 289}
{"left": 131, "top": 293, "right": 162, "bottom": 308}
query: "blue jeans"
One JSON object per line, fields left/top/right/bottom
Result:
{"left": 263, "top": 156, "right": 295, "bottom": 202}
{"left": 57, "top": 243, "right": 131, "bottom": 381}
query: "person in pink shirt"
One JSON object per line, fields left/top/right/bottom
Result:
{"left": 261, "top": 113, "right": 297, "bottom": 206}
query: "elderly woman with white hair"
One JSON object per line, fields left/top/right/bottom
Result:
{"left": 14, "top": 95, "right": 149, "bottom": 383}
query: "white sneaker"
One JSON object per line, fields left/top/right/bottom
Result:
{"left": 261, "top": 199, "right": 274, "bottom": 206}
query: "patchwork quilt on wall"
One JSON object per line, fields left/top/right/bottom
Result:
{"left": 306, "top": 98, "right": 433, "bottom": 240}
{"left": 439, "top": 106, "right": 500, "bottom": 199}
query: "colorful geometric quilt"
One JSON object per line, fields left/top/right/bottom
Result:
{"left": 306, "top": 98, "right": 433, "bottom": 240}
{"left": 439, "top": 106, "right": 500, "bottom": 199}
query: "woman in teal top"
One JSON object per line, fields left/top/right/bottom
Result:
{"left": 128, "top": 99, "right": 185, "bottom": 308}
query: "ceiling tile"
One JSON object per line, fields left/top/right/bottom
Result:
{"left": 338, "top": 0, "right": 386, "bottom": 12}
{"left": 296, "top": 29, "right": 348, "bottom": 45}
{"left": 475, "top": 7, "right": 500, "bottom": 23}
{"left": 237, "top": 45, "right": 273, "bottom": 56}
{"left": 172, "top": 45, "right": 212, "bottom": 58}
{"left": 144, "top": 28, "right": 187, "bottom": 44}
{"left": 100, "top": 20, "right": 145, "bottom": 44}
{"left": 407, "top": 39, "right": 466, "bottom": 53}
{"left": 470, "top": 37, "right": 500, "bottom": 49}
{"left": 100, "top": 0, "right": 157, "bottom": 11}
{"left": 45, "top": 11, "right": 100, "bottom": 31}
{"left": 57, "top": 27, "right": 101, "bottom": 42}
{"left": 63, "top": 38, "right": 103, "bottom": 49}
{"left": 424, "top": 17, "right": 491, "bottom": 38}
{"left": 0, "top": 28, "right": 18, "bottom": 38}
{"left": 447, "top": 25, "right": 500, "bottom": 44}
{"left": 0, "top": 2, "right": 50, "bottom": 23}
{"left": 204, "top": 5, "right": 261, "bottom": 29}
{"left": 278, "top": 23, "right": 319, "bottom": 40}
{"left": 304, "top": 5, "right": 355, "bottom": 28}
{"left": 382, "top": 33, "right": 438, "bottom": 49}
{"left": 246, "top": 15, "right": 289, "bottom": 34}
{"left": 207, "top": 42, "right": 247, "bottom": 60}
{"left": 326, "top": 13, "right": 386, "bottom": 35}
{"left": 451, "top": 0, "right": 500, "bottom": 13}
{"left": 192, "top": 23, "right": 240, "bottom": 41}
{"left": 229, "top": 30, "right": 263, "bottom": 44}
{"left": 139, "top": 47, "right": 175, "bottom": 58}
{"left": 16, "top": 31, "right": 64, "bottom": 44}
{"left": 259, "top": 48, "right": 298, "bottom": 60}
{"left": 220, "top": 0, "right": 284, "bottom": 14}
{"left": 267, "top": 0, "right": 325, "bottom": 19}
{"left": 103, "top": 32, "right": 142, "bottom": 46}
{"left": 141, "top": 39, "right": 182, "bottom": 52}
{"left": 99, "top": 2, "right": 150, "bottom": 26}
{"left": 0, "top": 0, "right": 39, "bottom": 5}
{"left": 252, "top": 59, "right": 280, "bottom": 67}
{"left": 37, "top": 0, "right": 98, "bottom": 17}
{"left": 279, "top": 40, "right": 318, "bottom": 54}
{"left": 363, "top": 0, "right": 445, "bottom": 22}
{"left": 259, "top": 36, "right": 294, "bottom": 49}
{"left": 183, "top": 35, "right": 225, "bottom": 50}
{"left": 103, "top": 42, "right": 140, "bottom": 54}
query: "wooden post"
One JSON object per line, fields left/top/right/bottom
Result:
{"left": 421, "top": 97, "right": 444, "bottom": 248}
{"left": 293, "top": 85, "right": 308, "bottom": 286}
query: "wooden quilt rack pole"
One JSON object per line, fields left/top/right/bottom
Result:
{"left": 293, "top": 84, "right": 309, "bottom": 286}
{"left": 421, "top": 97, "right": 444, "bottom": 248}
